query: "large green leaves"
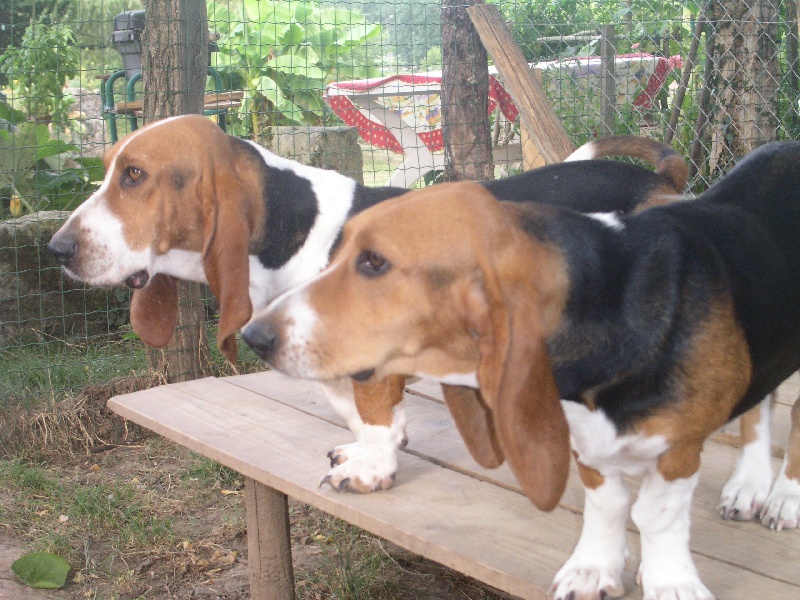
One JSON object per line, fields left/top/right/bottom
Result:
{"left": 0, "top": 123, "right": 78, "bottom": 189}
{"left": 207, "top": 0, "right": 381, "bottom": 131}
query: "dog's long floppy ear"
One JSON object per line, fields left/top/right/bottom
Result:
{"left": 472, "top": 254, "right": 571, "bottom": 512}
{"left": 130, "top": 273, "right": 179, "bottom": 349}
{"left": 441, "top": 384, "right": 504, "bottom": 468}
{"left": 201, "top": 165, "right": 255, "bottom": 364}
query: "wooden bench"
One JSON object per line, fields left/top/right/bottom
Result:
{"left": 108, "top": 371, "right": 800, "bottom": 600}
{"left": 115, "top": 90, "right": 245, "bottom": 117}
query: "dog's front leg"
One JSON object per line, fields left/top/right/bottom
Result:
{"left": 550, "top": 464, "right": 630, "bottom": 600}
{"left": 718, "top": 395, "right": 774, "bottom": 520}
{"left": 320, "top": 375, "right": 407, "bottom": 493}
{"left": 632, "top": 467, "right": 713, "bottom": 600}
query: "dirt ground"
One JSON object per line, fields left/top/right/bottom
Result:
{"left": 0, "top": 434, "right": 506, "bottom": 600}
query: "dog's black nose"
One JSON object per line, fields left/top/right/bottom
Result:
{"left": 47, "top": 234, "right": 77, "bottom": 266}
{"left": 241, "top": 323, "right": 278, "bottom": 361}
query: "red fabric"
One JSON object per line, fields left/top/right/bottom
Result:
{"left": 325, "top": 54, "right": 680, "bottom": 154}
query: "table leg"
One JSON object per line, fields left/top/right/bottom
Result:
{"left": 245, "top": 477, "right": 296, "bottom": 600}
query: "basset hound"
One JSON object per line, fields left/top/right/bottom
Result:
{"left": 243, "top": 141, "right": 800, "bottom": 600}
{"left": 47, "top": 113, "right": 689, "bottom": 495}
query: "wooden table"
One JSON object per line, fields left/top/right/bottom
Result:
{"left": 108, "top": 371, "right": 800, "bottom": 599}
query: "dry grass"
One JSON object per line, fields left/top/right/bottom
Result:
{"left": 0, "top": 375, "right": 158, "bottom": 459}
{"left": 0, "top": 370, "right": 506, "bottom": 599}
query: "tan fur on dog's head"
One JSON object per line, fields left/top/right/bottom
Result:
{"left": 128, "top": 117, "right": 263, "bottom": 362}
{"left": 250, "top": 182, "right": 571, "bottom": 510}
{"left": 51, "top": 116, "right": 263, "bottom": 362}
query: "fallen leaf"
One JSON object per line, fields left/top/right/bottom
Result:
{"left": 12, "top": 552, "right": 71, "bottom": 589}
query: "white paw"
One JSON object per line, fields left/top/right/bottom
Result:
{"left": 635, "top": 552, "right": 714, "bottom": 600}
{"left": 320, "top": 441, "right": 398, "bottom": 493}
{"left": 641, "top": 582, "right": 715, "bottom": 600}
{"left": 718, "top": 465, "right": 772, "bottom": 521}
{"left": 549, "top": 562, "right": 625, "bottom": 600}
{"left": 760, "top": 469, "right": 800, "bottom": 531}
{"left": 637, "top": 565, "right": 714, "bottom": 600}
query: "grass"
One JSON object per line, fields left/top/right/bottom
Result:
{"left": 0, "top": 456, "right": 174, "bottom": 556}
{"left": 303, "top": 535, "right": 396, "bottom": 599}
{"left": 0, "top": 438, "right": 249, "bottom": 596}
{"left": 183, "top": 453, "right": 243, "bottom": 490}
{"left": 0, "top": 433, "right": 500, "bottom": 599}
{"left": 360, "top": 143, "right": 405, "bottom": 187}
{"left": 0, "top": 335, "right": 149, "bottom": 406}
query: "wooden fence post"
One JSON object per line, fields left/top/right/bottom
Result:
{"left": 599, "top": 24, "right": 616, "bottom": 136}
{"left": 440, "top": 0, "right": 494, "bottom": 181}
{"left": 467, "top": 4, "right": 574, "bottom": 164}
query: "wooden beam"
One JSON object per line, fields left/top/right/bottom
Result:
{"left": 520, "top": 69, "right": 546, "bottom": 170}
{"left": 245, "top": 478, "right": 296, "bottom": 600}
{"left": 467, "top": 4, "right": 574, "bottom": 164}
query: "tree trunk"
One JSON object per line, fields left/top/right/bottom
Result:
{"left": 706, "top": 0, "right": 780, "bottom": 178}
{"left": 142, "top": 0, "right": 207, "bottom": 120}
{"left": 142, "top": 0, "right": 211, "bottom": 382}
{"left": 440, "top": 0, "right": 494, "bottom": 181}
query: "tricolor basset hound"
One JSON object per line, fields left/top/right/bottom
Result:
{"left": 47, "top": 113, "right": 688, "bottom": 495}
{"left": 243, "top": 141, "right": 800, "bottom": 600}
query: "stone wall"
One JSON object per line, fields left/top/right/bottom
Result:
{"left": 0, "top": 211, "right": 129, "bottom": 347}
{"left": 269, "top": 126, "right": 364, "bottom": 184}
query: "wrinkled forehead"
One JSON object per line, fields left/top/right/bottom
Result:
{"left": 102, "top": 116, "right": 208, "bottom": 171}
{"left": 344, "top": 183, "right": 508, "bottom": 248}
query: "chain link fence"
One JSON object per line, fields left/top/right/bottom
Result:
{"left": 0, "top": 0, "right": 796, "bottom": 447}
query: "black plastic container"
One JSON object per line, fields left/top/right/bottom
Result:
{"left": 111, "top": 10, "right": 145, "bottom": 79}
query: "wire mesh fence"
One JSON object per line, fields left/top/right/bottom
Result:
{"left": 0, "top": 0, "right": 797, "bottom": 440}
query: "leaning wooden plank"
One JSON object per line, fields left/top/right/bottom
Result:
{"left": 231, "top": 372, "right": 800, "bottom": 587}
{"left": 467, "top": 4, "right": 574, "bottom": 163}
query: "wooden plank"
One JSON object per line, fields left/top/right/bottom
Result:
{"left": 109, "top": 378, "right": 579, "bottom": 600}
{"left": 777, "top": 371, "right": 799, "bottom": 406}
{"left": 401, "top": 380, "right": 800, "bottom": 586}
{"left": 245, "top": 478, "right": 295, "bottom": 600}
{"left": 233, "top": 373, "right": 800, "bottom": 587}
{"left": 519, "top": 69, "right": 546, "bottom": 171}
{"left": 109, "top": 374, "right": 800, "bottom": 598}
{"left": 467, "top": 4, "right": 574, "bottom": 164}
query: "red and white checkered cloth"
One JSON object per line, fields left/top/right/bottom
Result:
{"left": 324, "top": 53, "right": 682, "bottom": 154}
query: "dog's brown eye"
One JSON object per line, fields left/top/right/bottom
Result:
{"left": 122, "top": 166, "right": 145, "bottom": 187}
{"left": 356, "top": 250, "right": 391, "bottom": 277}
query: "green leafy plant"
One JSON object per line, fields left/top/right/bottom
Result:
{"left": 208, "top": 0, "right": 381, "bottom": 137}
{"left": 0, "top": 13, "right": 79, "bottom": 130}
{"left": 0, "top": 120, "right": 83, "bottom": 217}
{"left": 11, "top": 552, "right": 70, "bottom": 589}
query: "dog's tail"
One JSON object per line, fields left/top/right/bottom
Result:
{"left": 565, "top": 136, "right": 688, "bottom": 194}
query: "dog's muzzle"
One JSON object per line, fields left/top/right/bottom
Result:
{"left": 47, "top": 233, "right": 77, "bottom": 267}
{"left": 241, "top": 323, "right": 279, "bottom": 362}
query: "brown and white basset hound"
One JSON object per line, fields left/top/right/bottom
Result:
{"left": 243, "top": 141, "right": 800, "bottom": 600}
{"left": 48, "top": 113, "right": 691, "bottom": 494}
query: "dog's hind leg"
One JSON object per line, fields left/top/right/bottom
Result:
{"left": 760, "top": 390, "right": 800, "bottom": 530}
